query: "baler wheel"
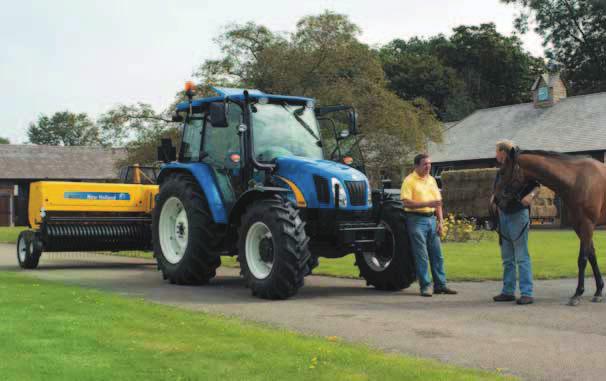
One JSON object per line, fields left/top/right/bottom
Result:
{"left": 16, "top": 230, "right": 42, "bottom": 269}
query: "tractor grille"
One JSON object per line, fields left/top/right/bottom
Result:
{"left": 313, "top": 175, "right": 330, "bottom": 204}
{"left": 345, "top": 180, "right": 367, "bottom": 206}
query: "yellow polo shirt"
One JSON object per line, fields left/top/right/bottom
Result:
{"left": 401, "top": 171, "right": 442, "bottom": 213}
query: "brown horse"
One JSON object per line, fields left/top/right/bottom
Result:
{"left": 495, "top": 147, "right": 606, "bottom": 306}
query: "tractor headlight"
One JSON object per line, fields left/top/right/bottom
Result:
{"left": 366, "top": 179, "right": 372, "bottom": 207}
{"left": 331, "top": 177, "right": 347, "bottom": 208}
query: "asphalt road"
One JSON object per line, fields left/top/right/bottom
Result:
{"left": 2, "top": 243, "right": 606, "bottom": 381}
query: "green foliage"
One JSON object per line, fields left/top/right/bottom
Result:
{"left": 0, "top": 137, "right": 9, "bottom": 144}
{"left": 380, "top": 23, "right": 544, "bottom": 121}
{"left": 441, "top": 214, "right": 495, "bottom": 242}
{"left": 27, "top": 111, "right": 99, "bottom": 146}
{"left": 96, "top": 103, "right": 179, "bottom": 166}
{"left": 195, "top": 11, "right": 442, "bottom": 181}
{"left": 502, "top": 0, "right": 606, "bottom": 94}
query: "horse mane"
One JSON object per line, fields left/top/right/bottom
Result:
{"left": 520, "top": 149, "right": 579, "bottom": 162}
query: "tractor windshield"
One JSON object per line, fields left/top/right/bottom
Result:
{"left": 252, "top": 103, "right": 323, "bottom": 162}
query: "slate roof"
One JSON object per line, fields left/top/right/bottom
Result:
{"left": 0, "top": 145, "right": 127, "bottom": 180}
{"left": 429, "top": 92, "right": 606, "bottom": 163}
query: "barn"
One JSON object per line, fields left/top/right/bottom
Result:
{"left": 0, "top": 145, "right": 126, "bottom": 226}
{"left": 429, "top": 71, "right": 606, "bottom": 226}
{"left": 430, "top": 72, "right": 606, "bottom": 174}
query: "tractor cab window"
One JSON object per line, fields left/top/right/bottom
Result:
{"left": 181, "top": 114, "right": 204, "bottom": 162}
{"left": 202, "top": 104, "right": 242, "bottom": 169}
{"left": 252, "top": 103, "right": 323, "bottom": 163}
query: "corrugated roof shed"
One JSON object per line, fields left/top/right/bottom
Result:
{"left": 429, "top": 92, "right": 606, "bottom": 163}
{"left": 0, "top": 145, "right": 126, "bottom": 180}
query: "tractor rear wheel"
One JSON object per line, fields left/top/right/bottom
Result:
{"left": 17, "top": 230, "right": 42, "bottom": 269}
{"left": 355, "top": 199, "right": 416, "bottom": 290}
{"left": 238, "top": 195, "right": 310, "bottom": 299}
{"left": 153, "top": 173, "right": 220, "bottom": 285}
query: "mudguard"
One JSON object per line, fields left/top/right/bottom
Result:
{"left": 158, "top": 162, "right": 228, "bottom": 224}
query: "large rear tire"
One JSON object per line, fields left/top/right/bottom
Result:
{"left": 17, "top": 230, "right": 42, "bottom": 269}
{"left": 153, "top": 173, "right": 220, "bottom": 285}
{"left": 355, "top": 199, "right": 416, "bottom": 290}
{"left": 238, "top": 196, "right": 310, "bottom": 299}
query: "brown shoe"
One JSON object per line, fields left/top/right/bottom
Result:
{"left": 516, "top": 296, "right": 534, "bottom": 305}
{"left": 434, "top": 287, "right": 458, "bottom": 295}
{"left": 493, "top": 294, "right": 516, "bottom": 302}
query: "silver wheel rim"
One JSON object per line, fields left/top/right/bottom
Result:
{"left": 159, "top": 197, "right": 188, "bottom": 265}
{"left": 363, "top": 222, "right": 394, "bottom": 272}
{"left": 18, "top": 236, "right": 27, "bottom": 263}
{"left": 245, "top": 222, "right": 274, "bottom": 279}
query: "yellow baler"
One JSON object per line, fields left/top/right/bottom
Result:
{"left": 19, "top": 181, "right": 158, "bottom": 266}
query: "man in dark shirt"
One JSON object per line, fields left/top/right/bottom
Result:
{"left": 491, "top": 140, "right": 539, "bottom": 305}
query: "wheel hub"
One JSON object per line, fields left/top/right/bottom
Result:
{"left": 259, "top": 237, "right": 274, "bottom": 263}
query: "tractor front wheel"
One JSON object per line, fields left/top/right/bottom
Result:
{"left": 355, "top": 200, "right": 416, "bottom": 290}
{"left": 238, "top": 196, "right": 310, "bottom": 299}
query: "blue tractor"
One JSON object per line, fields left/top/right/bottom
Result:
{"left": 153, "top": 86, "right": 415, "bottom": 299}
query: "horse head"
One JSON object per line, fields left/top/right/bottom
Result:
{"left": 494, "top": 146, "right": 527, "bottom": 210}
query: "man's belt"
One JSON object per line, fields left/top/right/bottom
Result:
{"left": 405, "top": 211, "right": 435, "bottom": 217}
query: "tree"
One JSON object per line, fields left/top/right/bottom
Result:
{"left": 96, "top": 103, "right": 179, "bottom": 166}
{"left": 379, "top": 38, "right": 476, "bottom": 121}
{"left": 196, "top": 11, "right": 442, "bottom": 181}
{"left": 380, "top": 24, "right": 544, "bottom": 121}
{"left": 27, "top": 111, "right": 99, "bottom": 146}
{"left": 502, "top": 0, "right": 606, "bottom": 94}
{"left": 0, "top": 137, "right": 9, "bottom": 144}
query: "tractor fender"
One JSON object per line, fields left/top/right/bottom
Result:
{"left": 228, "top": 187, "right": 290, "bottom": 227}
{"left": 157, "top": 163, "right": 228, "bottom": 224}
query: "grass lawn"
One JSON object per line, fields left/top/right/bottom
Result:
{"left": 222, "top": 230, "right": 606, "bottom": 281}
{"left": 0, "top": 272, "right": 511, "bottom": 381}
{"left": 0, "top": 227, "right": 26, "bottom": 244}
{"left": 2, "top": 227, "right": 603, "bottom": 281}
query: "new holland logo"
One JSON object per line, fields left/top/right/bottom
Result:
{"left": 64, "top": 192, "right": 131, "bottom": 201}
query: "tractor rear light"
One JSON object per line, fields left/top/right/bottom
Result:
{"left": 230, "top": 154, "right": 241, "bottom": 163}
{"left": 343, "top": 156, "right": 353, "bottom": 165}
{"left": 184, "top": 81, "right": 194, "bottom": 93}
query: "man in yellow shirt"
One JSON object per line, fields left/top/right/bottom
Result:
{"left": 401, "top": 153, "right": 457, "bottom": 297}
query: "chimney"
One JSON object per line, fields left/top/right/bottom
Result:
{"left": 531, "top": 65, "right": 567, "bottom": 108}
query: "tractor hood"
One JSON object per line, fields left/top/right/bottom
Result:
{"left": 274, "top": 156, "right": 370, "bottom": 210}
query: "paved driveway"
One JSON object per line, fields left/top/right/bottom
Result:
{"left": 2, "top": 244, "right": 605, "bottom": 381}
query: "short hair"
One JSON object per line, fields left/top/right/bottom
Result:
{"left": 413, "top": 153, "right": 429, "bottom": 166}
{"left": 496, "top": 140, "right": 514, "bottom": 152}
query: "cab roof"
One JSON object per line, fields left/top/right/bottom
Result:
{"left": 175, "top": 86, "right": 314, "bottom": 112}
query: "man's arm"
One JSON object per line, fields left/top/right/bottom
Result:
{"left": 402, "top": 199, "right": 442, "bottom": 209}
{"left": 521, "top": 186, "right": 540, "bottom": 207}
{"left": 436, "top": 204, "right": 444, "bottom": 235}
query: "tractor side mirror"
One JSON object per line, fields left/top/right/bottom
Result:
{"left": 348, "top": 110, "right": 359, "bottom": 135}
{"left": 157, "top": 138, "right": 176, "bottom": 163}
{"left": 209, "top": 102, "right": 229, "bottom": 128}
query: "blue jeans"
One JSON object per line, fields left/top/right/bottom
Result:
{"left": 498, "top": 208, "right": 533, "bottom": 297}
{"left": 406, "top": 215, "right": 447, "bottom": 290}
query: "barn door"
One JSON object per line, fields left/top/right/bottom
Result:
{"left": 0, "top": 193, "right": 11, "bottom": 226}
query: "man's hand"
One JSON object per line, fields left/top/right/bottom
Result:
{"left": 436, "top": 220, "right": 444, "bottom": 236}
{"left": 521, "top": 188, "right": 538, "bottom": 207}
{"left": 521, "top": 194, "right": 533, "bottom": 207}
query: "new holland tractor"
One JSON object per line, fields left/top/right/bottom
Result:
{"left": 153, "top": 85, "right": 415, "bottom": 299}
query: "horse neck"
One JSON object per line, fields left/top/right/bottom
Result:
{"left": 517, "top": 154, "right": 576, "bottom": 194}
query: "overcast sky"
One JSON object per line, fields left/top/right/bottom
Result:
{"left": 0, "top": 0, "right": 543, "bottom": 143}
